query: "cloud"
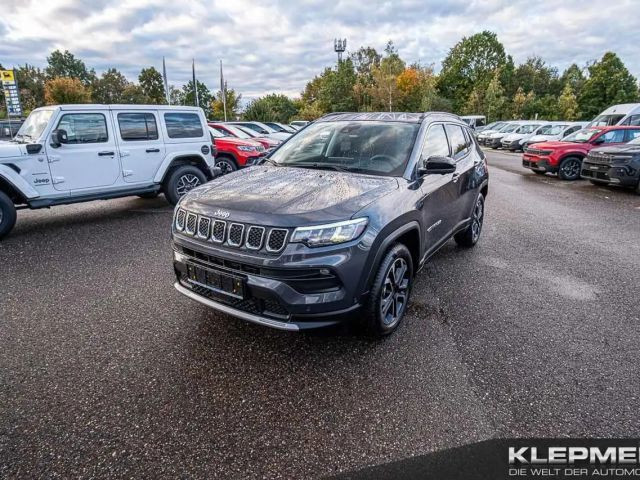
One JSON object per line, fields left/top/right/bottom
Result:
{"left": 0, "top": 0, "right": 638, "bottom": 102}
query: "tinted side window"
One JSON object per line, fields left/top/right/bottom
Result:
{"left": 164, "top": 113, "right": 203, "bottom": 139}
{"left": 564, "top": 126, "right": 580, "bottom": 135}
{"left": 445, "top": 124, "right": 469, "bottom": 160}
{"left": 625, "top": 115, "right": 640, "bottom": 127}
{"left": 118, "top": 113, "right": 158, "bottom": 141}
{"left": 625, "top": 129, "right": 640, "bottom": 142}
{"left": 599, "top": 129, "right": 626, "bottom": 143}
{"left": 57, "top": 113, "right": 108, "bottom": 144}
{"left": 421, "top": 124, "right": 449, "bottom": 159}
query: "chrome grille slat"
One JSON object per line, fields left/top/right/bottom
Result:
{"left": 228, "top": 223, "right": 245, "bottom": 247}
{"left": 185, "top": 213, "right": 197, "bottom": 235}
{"left": 211, "top": 220, "right": 227, "bottom": 243}
{"left": 197, "top": 216, "right": 211, "bottom": 239}
{"left": 246, "top": 226, "right": 265, "bottom": 250}
{"left": 175, "top": 209, "right": 186, "bottom": 231}
{"left": 266, "top": 228, "right": 288, "bottom": 252}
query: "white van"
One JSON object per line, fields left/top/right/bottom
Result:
{"left": 588, "top": 104, "right": 640, "bottom": 127}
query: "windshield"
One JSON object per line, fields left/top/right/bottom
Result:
{"left": 501, "top": 124, "right": 519, "bottom": 133}
{"left": 563, "top": 128, "right": 600, "bottom": 143}
{"left": 269, "top": 120, "right": 419, "bottom": 177}
{"left": 222, "top": 124, "right": 254, "bottom": 138}
{"left": 491, "top": 122, "right": 506, "bottom": 130}
{"left": 540, "top": 124, "right": 567, "bottom": 135}
{"left": 208, "top": 127, "right": 226, "bottom": 138}
{"left": 590, "top": 114, "right": 625, "bottom": 127}
{"left": 518, "top": 124, "right": 541, "bottom": 134}
{"left": 15, "top": 109, "right": 54, "bottom": 142}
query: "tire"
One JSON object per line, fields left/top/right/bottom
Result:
{"left": 0, "top": 190, "right": 17, "bottom": 240}
{"left": 163, "top": 165, "right": 207, "bottom": 206}
{"left": 362, "top": 243, "right": 414, "bottom": 338}
{"left": 558, "top": 156, "right": 582, "bottom": 181}
{"left": 215, "top": 156, "right": 237, "bottom": 175}
{"left": 533, "top": 170, "right": 546, "bottom": 175}
{"left": 454, "top": 193, "right": 485, "bottom": 248}
{"left": 137, "top": 192, "right": 159, "bottom": 199}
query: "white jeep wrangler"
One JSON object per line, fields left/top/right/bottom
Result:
{"left": 0, "top": 104, "right": 218, "bottom": 239}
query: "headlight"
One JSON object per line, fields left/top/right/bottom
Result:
{"left": 290, "top": 218, "right": 368, "bottom": 247}
{"left": 237, "top": 145, "right": 256, "bottom": 152}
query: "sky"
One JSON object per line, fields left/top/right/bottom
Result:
{"left": 1, "top": 0, "right": 639, "bottom": 101}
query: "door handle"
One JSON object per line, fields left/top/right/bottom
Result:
{"left": 98, "top": 151, "right": 115, "bottom": 156}
{"left": 452, "top": 172, "right": 461, "bottom": 183}
{"left": 146, "top": 148, "right": 160, "bottom": 153}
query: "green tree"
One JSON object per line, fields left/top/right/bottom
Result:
{"left": 243, "top": 93, "right": 296, "bottom": 123}
{"left": 484, "top": 71, "right": 506, "bottom": 122}
{"left": 560, "top": 64, "right": 586, "bottom": 97}
{"left": 44, "top": 77, "right": 91, "bottom": 104}
{"left": 396, "top": 65, "right": 436, "bottom": 112}
{"left": 91, "top": 68, "right": 130, "bottom": 104}
{"left": 463, "top": 86, "right": 484, "bottom": 115}
{"left": 556, "top": 83, "right": 579, "bottom": 120}
{"left": 438, "top": 31, "right": 508, "bottom": 112}
{"left": 369, "top": 43, "right": 406, "bottom": 111}
{"left": 512, "top": 56, "right": 560, "bottom": 98}
{"left": 17, "top": 64, "right": 46, "bottom": 112}
{"left": 318, "top": 58, "right": 357, "bottom": 112}
{"left": 211, "top": 88, "right": 242, "bottom": 120}
{"left": 350, "top": 46, "right": 381, "bottom": 86}
{"left": 45, "top": 50, "right": 94, "bottom": 85}
{"left": 138, "top": 67, "right": 165, "bottom": 104}
{"left": 121, "top": 84, "right": 150, "bottom": 104}
{"left": 168, "top": 85, "right": 184, "bottom": 106}
{"left": 182, "top": 80, "right": 213, "bottom": 117}
{"left": 579, "top": 52, "right": 639, "bottom": 118}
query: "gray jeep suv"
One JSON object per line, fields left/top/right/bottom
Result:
{"left": 171, "top": 112, "right": 489, "bottom": 336}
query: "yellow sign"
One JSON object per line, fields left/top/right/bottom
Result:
{"left": 0, "top": 70, "right": 15, "bottom": 83}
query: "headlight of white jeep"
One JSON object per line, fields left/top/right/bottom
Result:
{"left": 290, "top": 218, "right": 368, "bottom": 247}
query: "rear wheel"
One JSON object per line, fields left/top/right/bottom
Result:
{"left": 215, "top": 156, "right": 237, "bottom": 175}
{"left": 558, "top": 156, "right": 582, "bottom": 181}
{"left": 362, "top": 244, "right": 413, "bottom": 338}
{"left": 0, "top": 190, "right": 17, "bottom": 240}
{"left": 163, "top": 165, "right": 207, "bottom": 206}
{"left": 454, "top": 193, "right": 485, "bottom": 248}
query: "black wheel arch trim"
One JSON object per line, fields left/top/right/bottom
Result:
{"left": 162, "top": 155, "right": 212, "bottom": 182}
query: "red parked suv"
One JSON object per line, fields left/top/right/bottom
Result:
{"left": 522, "top": 126, "right": 640, "bottom": 180}
{"left": 209, "top": 122, "right": 281, "bottom": 153}
{"left": 207, "top": 125, "right": 266, "bottom": 174}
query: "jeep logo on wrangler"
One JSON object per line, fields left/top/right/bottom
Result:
{"left": 213, "top": 209, "right": 230, "bottom": 219}
{"left": 34, "top": 177, "right": 50, "bottom": 185}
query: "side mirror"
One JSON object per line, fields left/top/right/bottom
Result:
{"left": 592, "top": 137, "right": 605, "bottom": 145}
{"left": 50, "top": 128, "right": 68, "bottom": 148}
{"left": 418, "top": 156, "right": 457, "bottom": 176}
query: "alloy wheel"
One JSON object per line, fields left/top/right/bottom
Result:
{"left": 471, "top": 196, "right": 484, "bottom": 242}
{"left": 215, "top": 159, "right": 235, "bottom": 175}
{"left": 561, "top": 159, "right": 580, "bottom": 179}
{"left": 380, "top": 258, "right": 410, "bottom": 327}
{"left": 175, "top": 174, "right": 201, "bottom": 196}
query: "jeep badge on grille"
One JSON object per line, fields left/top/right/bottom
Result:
{"left": 213, "top": 209, "right": 230, "bottom": 219}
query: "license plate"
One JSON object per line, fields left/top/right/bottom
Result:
{"left": 187, "top": 263, "right": 245, "bottom": 299}
{"left": 590, "top": 166, "right": 599, "bottom": 170}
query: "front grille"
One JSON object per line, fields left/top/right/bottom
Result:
{"left": 177, "top": 210, "right": 289, "bottom": 254}
{"left": 211, "top": 220, "right": 226, "bottom": 243}
{"left": 175, "top": 209, "right": 186, "bottom": 231}
{"left": 246, "top": 226, "right": 265, "bottom": 250}
{"left": 588, "top": 153, "right": 612, "bottom": 164}
{"left": 228, "top": 223, "right": 244, "bottom": 247}
{"left": 197, "top": 216, "right": 211, "bottom": 239}
{"left": 267, "top": 229, "right": 287, "bottom": 252}
{"left": 185, "top": 213, "right": 197, "bottom": 235}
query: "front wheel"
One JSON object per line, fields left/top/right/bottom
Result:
{"left": 362, "top": 243, "right": 414, "bottom": 338}
{"left": 163, "top": 165, "right": 207, "bottom": 206}
{"left": 0, "top": 190, "right": 17, "bottom": 240}
{"left": 215, "top": 156, "right": 237, "bottom": 175}
{"left": 454, "top": 193, "right": 485, "bottom": 248}
{"left": 558, "top": 157, "right": 582, "bottom": 181}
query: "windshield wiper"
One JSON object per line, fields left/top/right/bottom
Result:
{"left": 288, "top": 162, "right": 349, "bottom": 173}
{"left": 261, "top": 157, "right": 279, "bottom": 166}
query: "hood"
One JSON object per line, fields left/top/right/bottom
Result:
{"left": 590, "top": 144, "right": 640, "bottom": 155}
{"left": 503, "top": 133, "right": 526, "bottom": 141}
{"left": 489, "top": 131, "right": 508, "bottom": 138}
{"left": 214, "top": 137, "right": 262, "bottom": 148}
{"left": 528, "top": 140, "right": 578, "bottom": 150}
{"left": 267, "top": 132, "right": 291, "bottom": 141}
{"left": 0, "top": 141, "right": 24, "bottom": 159}
{"left": 255, "top": 137, "right": 281, "bottom": 147}
{"left": 527, "top": 134, "right": 556, "bottom": 143}
{"left": 179, "top": 165, "right": 398, "bottom": 226}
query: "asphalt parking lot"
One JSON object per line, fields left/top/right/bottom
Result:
{"left": 1, "top": 150, "right": 640, "bottom": 479}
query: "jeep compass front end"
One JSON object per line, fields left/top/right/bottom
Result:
{"left": 172, "top": 112, "right": 489, "bottom": 336}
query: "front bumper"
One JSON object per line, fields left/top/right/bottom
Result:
{"left": 487, "top": 137, "right": 503, "bottom": 148}
{"left": 501, "top": 139, "right": 523, "bottom": 150}
{"left": 172, "top": 234, "right": 369, "bottom": 330}
{"left": 522, "top": 154, "right": 556, "bottom": 173}
{"left": 581, "top": 160, "right": 639, "bottom": 187}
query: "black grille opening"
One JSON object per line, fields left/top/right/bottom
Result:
{"left": 267, "top": 229, "right": 287, "bottom": 252}
{"left": 198, "top": 217, "right": 211, "bottom": 238}
{"left": 186, "top": 213, "right": 197, "bottom": 234}
{"left": 246, "top": 226, "right": 265, "bottom": 249}
{"left": 176, "top": 209, "right": 186, "bottom": 230}
{"left": 212, "top": 221, "right": 226, "bottom": 243}
{"left": 228, "top": 224, "right": 244, "bottom": 246}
